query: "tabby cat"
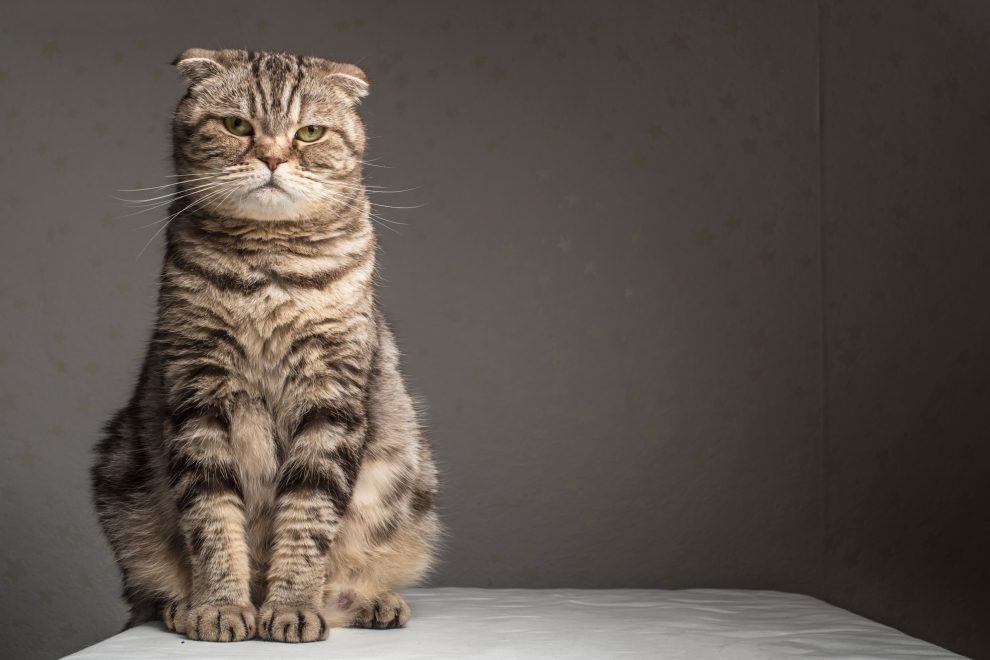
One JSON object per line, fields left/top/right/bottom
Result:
{"left": 91, "top": 48, "right": 440, "bottom": 643}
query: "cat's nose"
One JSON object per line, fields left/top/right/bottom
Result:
{"left": 259, "top": 156, "right": 286, "bottom": 172}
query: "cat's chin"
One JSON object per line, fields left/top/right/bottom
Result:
{"left": 227, "top": 189, "right": 312, "bottom": 222}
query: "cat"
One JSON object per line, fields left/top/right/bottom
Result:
{"left": 90, "top": 48, "right": 441, "bottom": 643}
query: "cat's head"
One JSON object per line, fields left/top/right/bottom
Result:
{"left": 171, "top": 48, "right": 368, "bottom": 222}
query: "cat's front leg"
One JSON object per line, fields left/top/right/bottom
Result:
{"left": 164, "top": 382, "right": 256, "bottom": 641}
{"left": 259, "top": 398, "right": 365, "bottom": 642}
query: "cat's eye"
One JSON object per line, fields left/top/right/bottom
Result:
{"left": 295, "top": 125, "right": 326, "bottom": 143}
{"left": 222, "top": 116, "right": 254, "bottom": 137}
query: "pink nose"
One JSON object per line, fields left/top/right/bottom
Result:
{"left": 260, "top": 156, "right": 285, "bottom": 172}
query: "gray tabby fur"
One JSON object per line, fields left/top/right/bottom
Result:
{"left": 90, "top": 48, "right": 441, "bottom": 643}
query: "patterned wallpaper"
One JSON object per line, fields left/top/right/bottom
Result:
{"left": 0, "top": 1, "right": 985, "bottom": 658}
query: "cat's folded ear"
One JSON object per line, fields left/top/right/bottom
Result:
{"left": 172, "top": 48, "right": 227, "bottom": 88}
{"left": 313, "top": 60, "right": 370, "bottom": 103}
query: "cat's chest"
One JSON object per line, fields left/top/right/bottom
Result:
{"left": 239, "top": 286, "right": 295, "bottom": 352}
{"left": 234, "top": 284, "right": 332, "bottom": 396}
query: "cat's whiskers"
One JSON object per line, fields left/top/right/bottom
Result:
{"left": 307, "top": 188, "right": 406, "bottom": 234}
{"left": 324, "top": 182, "right": 419, "bottom": 196}
{"left": 117, "top": 183, "right": 233, "bottom": 220}
{"left": 368, "top": 201, "right": 424, "bottom": 210}
{"left": 130, "top": 185, "right": 238, "bottom": 231}
{"left": 325, "top": 186, "right": 418, "bottom": 221}
{"left": 166, "top": 168, "right": 234, "bottom": 178}
{"left": 117, "top": 180, "right": 228, "bottom": 207}
{"left": 117, "top": 174, "right": 220, "bottom": 192}
{"left": 365, "top": 187, "right": 419, "bottom": 195}
{"left": 117, "top": 167, "right": 254, "bottom": 217}
{"left": 136, "top": 184, "right": 237, "bottom": 258}
{"left": 212, "top": 186, "right": 240, "bottom": 213}
{"left": 297, "top": 170, "right": 414, "bottom": 195}
{"left": 302, "top": 156, "right": 389, "bottom": 169}
{"left": 133, "top": 186, "right": 233, "bottom": 231}
{"left": 359, "top": 157, "right": 390, "bottom": 168}
{"left": 115, "top": 169, "right": 250, "bottom": 216}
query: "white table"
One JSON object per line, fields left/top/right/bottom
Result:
{"left": 65, "top": 587, "right": 962, "bottom": 659}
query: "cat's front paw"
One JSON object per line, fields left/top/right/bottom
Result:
{"left": 185, "top": 603, "right": 256, "bottom": 642}
{"left": 258, "top": 603, "right": 329, "bottom": 642}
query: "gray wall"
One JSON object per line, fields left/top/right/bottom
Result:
{"left": 0, "top": 1, "right": 985, "bottom": 658}
{"left": 822, "top": 2, "right": 990, "bottom": 655}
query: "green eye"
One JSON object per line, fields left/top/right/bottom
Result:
{"left": 295, "top": 125, "right": 326, "bottom": 143}
{"left": 222, "top": 116, "right": 254, "bottom": 137}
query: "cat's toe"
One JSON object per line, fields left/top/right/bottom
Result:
{"left": 185, "top": 604, "right": 256, "bottom": 642}
{"left": 258, "top": 604, "right": 329, "bottom": 642}
{"left": 162, "top": 599, "right": 189, "bottom": 634}
{"left": 351, "top": 591, "right": 410, "bottom": 629}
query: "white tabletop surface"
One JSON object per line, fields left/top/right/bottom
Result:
{"left": 64, "top": 587, "right": 963, "bottom": 659}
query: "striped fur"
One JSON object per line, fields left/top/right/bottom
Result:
{"left": 91, "top": 49, "right": 440, "bottom": 643}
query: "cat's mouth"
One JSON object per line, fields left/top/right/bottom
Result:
{"left": 253, "top": 180, "right": 286, "bottom": 193}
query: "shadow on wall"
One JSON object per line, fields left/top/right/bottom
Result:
{"left": 819, "top": 1, "right": 990, "bottom": 657}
